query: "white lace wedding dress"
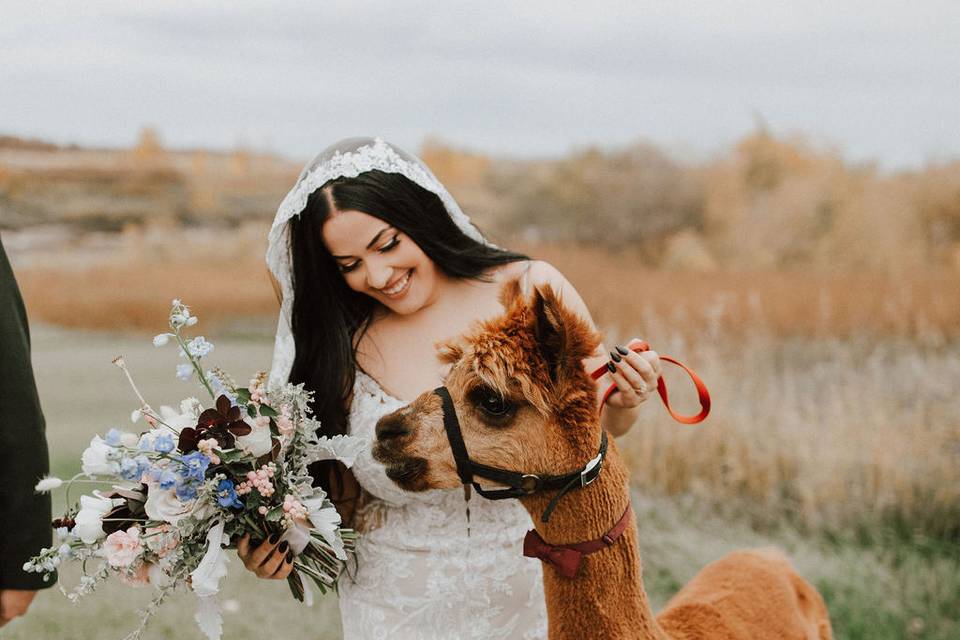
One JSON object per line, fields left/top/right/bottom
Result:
{"left": 337, "top": 369, "right": 548, "bottom": 640}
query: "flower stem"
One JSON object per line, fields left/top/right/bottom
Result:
{"left": 172, "top": 330, "right": 216, "bottom": 401}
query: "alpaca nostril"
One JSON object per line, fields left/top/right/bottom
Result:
{"left": 375, "top": 414, "right": 410, "bottom": 442}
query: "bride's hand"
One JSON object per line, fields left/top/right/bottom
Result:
{"left": 602, "top": 342, "right": 662, "bottom": 410}
{"left": 237, "top": 532, "right": 294, "bottom": 580}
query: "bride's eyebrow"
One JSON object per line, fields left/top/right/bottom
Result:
{"left": 331, "top": 226, "right": 395, "bottom": 259}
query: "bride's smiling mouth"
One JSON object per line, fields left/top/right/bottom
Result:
{"left": 379, "top": 268, "right": 413, "bottom": 298}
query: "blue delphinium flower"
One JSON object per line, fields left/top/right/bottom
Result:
{"left": 158, "top": 469, "right": 178, "bottom": 490}
{"left": 175, "top": 480, "right": 199, "bottom": 501}
{"left": 154, "top": 433, "right": 175, "bottom": 454}
{"left": 216, "top": 479, "right": 243, "bottom": 509}
{"left": 206, "top": 372, "right": 238, "bottom": 406}
{"left": 105, "top": 428, "right": 123, "bottom": 447}
{"left": 119, "top": 457, "right": 141, "bottom": 481}
{"left": 179, "top": 451, "right": 210, "bottom": 482}
{"left": 176, "top": 363, "right": 194, "bottom": 381}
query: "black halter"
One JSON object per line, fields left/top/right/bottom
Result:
{"left": 434, "top": 386, "right": 607, "bottom": 523}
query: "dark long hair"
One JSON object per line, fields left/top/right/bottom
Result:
{"left": 287, "top": 169, "right": 528, "bottom": 518}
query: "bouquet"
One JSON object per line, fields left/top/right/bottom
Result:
{"left": 25, "top": 300, "right": 363, "bottom": 640}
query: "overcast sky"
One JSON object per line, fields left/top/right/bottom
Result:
{"left": 3, "top": 1, "right": 958, "bottom": 169}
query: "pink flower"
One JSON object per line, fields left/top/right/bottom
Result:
{"left": 103, "top": 526, "right": 143, "bottom": 568}
{"left": 276, "top": 413, "right": 294, "bottom": 438}
{"left": 197, "top": 438, "right": 221, "bottom": 464}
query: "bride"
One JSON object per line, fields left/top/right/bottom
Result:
{"left": 237, "top": 137, "right": 661, "bottom": 639}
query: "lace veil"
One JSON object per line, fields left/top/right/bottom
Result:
{"left": 265, "top": 136, "right": 491, "bottom": 389}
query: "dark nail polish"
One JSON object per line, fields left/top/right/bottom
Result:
{"left": 607, "top": 362, "right": 616, "bottom": 373}
{"left": 610, "top": 350, "right": 622, "bottom": 362}
{"left": 279, "top": 541, "right": 289, "bottom": 553}
{"left": 286, "top": 550, "right": 294, "bottom": 563}
{"left": 268, "top": 533, "right": 280, "bottom": 544}
{"left": 616, "top": 345, "right": 629, "bottom": 356}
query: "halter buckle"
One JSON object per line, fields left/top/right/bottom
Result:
{"left": 580, "top": 451, "right": 603, "bottom": 487}
{"left": 519, "top": 474, "right": 541, "bottom": 494}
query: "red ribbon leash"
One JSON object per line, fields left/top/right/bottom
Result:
{"left": 590, "top": 338, "right": 711, "bottom": 423}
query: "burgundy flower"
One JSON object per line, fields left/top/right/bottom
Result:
{"left": 178, "top": 394, "right": 251, "bottom": 453}
{"left": 102, "top": 484, "right": 148, "bottom": 535}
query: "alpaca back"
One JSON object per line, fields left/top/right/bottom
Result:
{"left": 656, "top": 549, "right": 832, "bottom": 640}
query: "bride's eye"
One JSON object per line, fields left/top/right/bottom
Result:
{"left": 379, "top": 236, "right": 401, "bottom": 252}
{"left": 338, "top": 260, "right": 360, "bottom": 274}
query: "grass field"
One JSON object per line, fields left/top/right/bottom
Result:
{"left": 2, "top": 314, "right": 956, "bottom": 639}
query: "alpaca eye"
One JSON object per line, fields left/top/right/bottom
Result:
{"left": 467, "top": 386, "right": 517, "bottom": 424}
{"left": 482, "top": 395, "right": 510, "bottom": 415}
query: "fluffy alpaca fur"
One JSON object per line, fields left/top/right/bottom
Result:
{"left": 373, "top": 278, "right": 833, "bottom": 640}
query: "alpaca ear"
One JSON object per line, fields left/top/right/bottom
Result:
{"left": 498, "top": 276, "right": 524, "bottom": 309}
{"left": 436, "top": 340, "right": 464, "bottom": 365}
{"left": 531, "top": 284, "right": 597, "bottom": 386}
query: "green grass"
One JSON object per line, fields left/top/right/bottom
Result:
{"left": 4, "top": 326, "right": 956, "bottom": 639}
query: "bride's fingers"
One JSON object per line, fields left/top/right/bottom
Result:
{"left": 246, "top": 533, "right": 281, "bottom": 569}
{"left": 237, "top": 534, "right": 251, "bottom": 560}
{"left": 258, "top": 541, "right": 289, "bottom": 578}
{"left": 271, "top": 550, "right": 294, "bottom": 580}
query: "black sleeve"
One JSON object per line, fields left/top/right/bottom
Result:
{"left": 0, "top": 234, "right": 55, "bottom": 589}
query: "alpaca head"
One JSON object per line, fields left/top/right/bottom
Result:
{"left": 372, "top": 278, "right": 603, "bottom": 493}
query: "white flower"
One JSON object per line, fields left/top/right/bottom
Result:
{"left": 152, "top": 334, "right": 170, "bottom": 347}
{"left": 186, "top": 337, "right": 214, "bottom": 358}
{"left": 131, "top": 409, "right": 142, "bottom": 423}
{"left": 190, "top": 521, "right": 229, "bottom": 598}
{"left": 235, "top": 416, "right": 273, "bottom": 457}
{"left": 158, "top": 404, "right": 199, "bottom": 433}
{"left": 302, "top": 495, "right": 346, "bottom": 560}
{"left": 144, "top": 481, "right": 215, "bottom": 526}
{"left": 279, "top": 519, "right": 312, "bottom": 555}
{"left": 81, "top": 435, "right": 121, "bottom": 476}
{"left": 176, "top": 363, "right": 194, "bottom": 381}
{"left": 73, "top": 493, "right": 115, "bottom": 544}
{"left": 308, "top": 434, "right": 366, "bottom": 468}
{"left": 34, "top": 476, "right": 63, "bottom": 492}
{"left": 186, "top": 316, "right": 198, "bottom": 326}
{"left": 120, "top": 432, "right": 139, "bottom": 448}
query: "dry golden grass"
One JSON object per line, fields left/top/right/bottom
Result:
{"left": 15, "top": 240, "right": 960, "bottom": 540}
{"left": 18, "top": 259, "right": 279, "bottom": 332}
{"left": 17, "top": 240, "right": 960, "bottom": 340}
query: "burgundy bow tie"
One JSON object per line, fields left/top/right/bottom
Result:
{"left": 523, "top": 529, "right": 584, "bottom": 578}
{"left": 521, "top": 502, "right": 634, "bottom": 579}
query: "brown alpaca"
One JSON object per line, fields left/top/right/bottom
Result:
{"left": 373, "top": 278, "right": 833, "bottom": 640}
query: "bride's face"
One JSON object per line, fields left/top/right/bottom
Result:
{"left": 322, "top": 209, "right": 445, "bottom": 314}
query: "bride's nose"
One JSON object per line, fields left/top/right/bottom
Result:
{"left": 365, "top": 259, "right": 394, "bottom": 290}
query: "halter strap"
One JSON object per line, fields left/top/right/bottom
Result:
{"left": 436, "top": 386, "right": 607, "bottom": 522}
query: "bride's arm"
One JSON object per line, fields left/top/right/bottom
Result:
{"left": 525, "top": 260, "right": 660, "bottom": 438}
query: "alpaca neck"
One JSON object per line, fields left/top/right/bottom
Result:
{"left": 521, "top": 445, "right": 671, "bottom": 640}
